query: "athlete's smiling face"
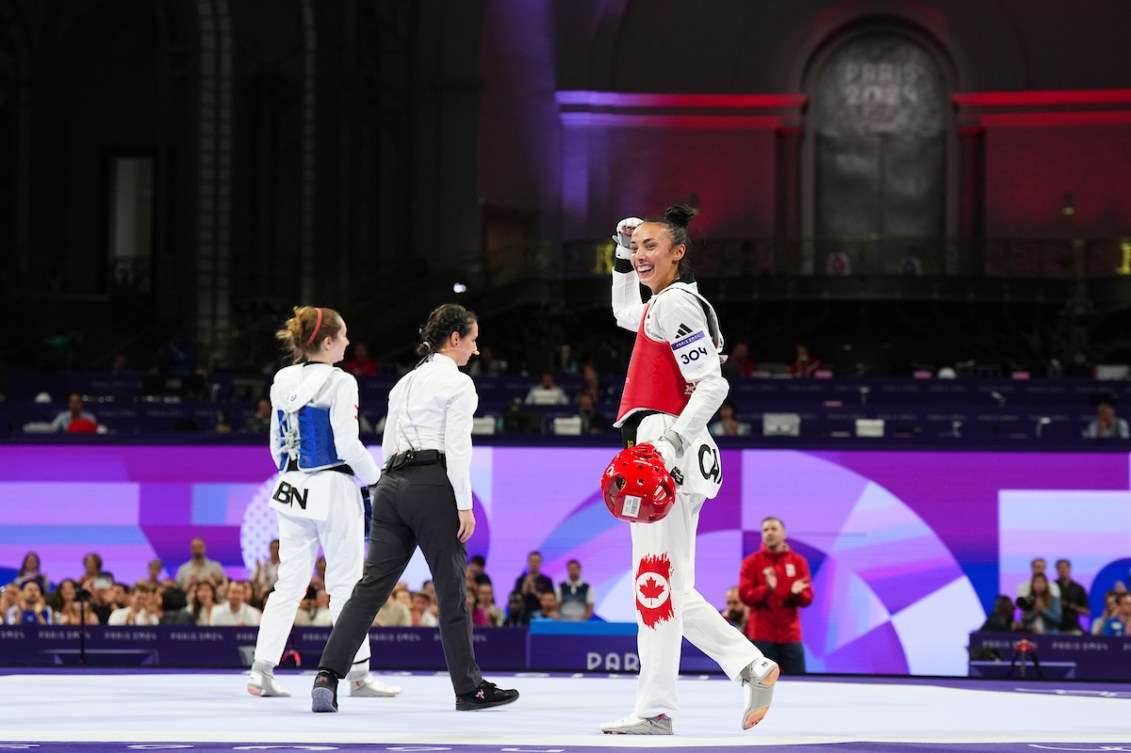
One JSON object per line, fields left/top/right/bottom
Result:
{"left": 630, "top": 222, "right": 685, "bottom": 293}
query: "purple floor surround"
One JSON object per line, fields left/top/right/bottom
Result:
{"left": 7, "top": 744, "right": 1131, "bottom": 753}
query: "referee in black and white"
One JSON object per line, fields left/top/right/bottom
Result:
{"left": 312, "top": 303, "right": 519, "bottom": 713}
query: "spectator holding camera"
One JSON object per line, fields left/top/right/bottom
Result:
{"left": 59, "top": 599, "right": 100, "bottom": 625}
{"left": 1018, "top": 572, "right": 1061, "bottom": 634}
{"left": 1017, "top": 558, "right": 1061, "bottom": 601}
{"left": 88, "top": 573, "right": 117, "bottom": 623}
{"left": 977, "top": 595, "right": 1019, "bottom": 633}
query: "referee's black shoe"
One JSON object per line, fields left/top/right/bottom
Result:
{"left": 455, "top": 680, "right": 520, "bottom": 711}
{"left": 312, "top": 670, "right": 339, "bottom": 712}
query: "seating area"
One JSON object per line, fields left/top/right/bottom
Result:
{"left": 725, "top": 376, "right": 1131, "bottom": 443}
{"left": 3, "top": 367, "right": 1130, "bottom": 446}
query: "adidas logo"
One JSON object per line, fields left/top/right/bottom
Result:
{"left": 675, "top": 323, "right": 693, "bottom": 337}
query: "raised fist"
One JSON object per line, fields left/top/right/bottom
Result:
{"left": 612, "top": 217, "right": 643, "bottom": 258}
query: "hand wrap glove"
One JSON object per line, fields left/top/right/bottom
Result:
{"left": 650, "top": 430, "right": 686, "bottom": 470}
{"left": 611, "top": 216, "right": 643, "bottom": 273}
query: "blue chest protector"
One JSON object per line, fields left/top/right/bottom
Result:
{"left": 276, "top": 406, "right": 345, "bottom": 471}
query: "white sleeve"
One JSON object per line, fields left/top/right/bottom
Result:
{"left": 612, "top": 268, "right": 645, "bottom": 332}
{"left": 382, "top": 379, "right": 402, "bottom": 465}
{"left": 649, "top": 292, "right": 729, "bottom": 443}
{"left": 443, "top": 376, "right": 479, "bottom": 510}
{"left": 268, "top": 381, "right": 282, "bottom": 468}
{"left": 330, "top": 373, "right": 382, "bottom": 485}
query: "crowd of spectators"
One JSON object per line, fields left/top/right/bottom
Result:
{"left": 976, "top": 557, "right": 1129, "bottom": 636}
{"left": 0, "top": 545, "right": 601, "bottom": 631}
{"left": 8, "top": 543, "right": 1131, "bottom": 679}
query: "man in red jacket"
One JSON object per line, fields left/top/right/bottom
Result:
{"left": 738, "top": 517, "right": 813, "bottom": 674}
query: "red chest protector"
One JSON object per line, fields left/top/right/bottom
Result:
{"left": 617, "top": 305, "right": 693, "bottom": 423}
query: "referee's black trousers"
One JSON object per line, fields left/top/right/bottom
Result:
{"left": 318, "top": 463, "right": 482, "bottom": 694}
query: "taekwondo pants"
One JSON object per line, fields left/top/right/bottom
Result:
{"left": 630, "top": 490, "right": 764, "bottom": 718}
{"left": 253, "top": 470, "right": 370, "bottom": 668}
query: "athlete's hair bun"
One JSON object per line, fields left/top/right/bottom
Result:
{"left": 664, "top": 204, "right": 696, "bottom": 228}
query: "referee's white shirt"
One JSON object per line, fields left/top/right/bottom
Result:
{"left": 382, "top": 353, "right": 478, "bottom": 510}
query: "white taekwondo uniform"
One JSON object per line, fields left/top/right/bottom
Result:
{"left": 612, "top": 264, "right": 765, "bottom": 720}
{"left": 252, "top": 362, "right": 382, "bottom": 669}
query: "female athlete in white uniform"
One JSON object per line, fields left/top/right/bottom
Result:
{"left": 600, "top": 206, "right": 779, "bottom": 735}
{"left": 247, "top": 306, "right": 400, "bottom": 700}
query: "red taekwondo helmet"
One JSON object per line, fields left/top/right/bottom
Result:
{"left": 600, "top": 444, "right": 676, "bottom": 524}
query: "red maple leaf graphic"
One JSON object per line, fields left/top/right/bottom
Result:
{"left": 635, "top": 553, "right": 675, "bottom": 629}
{"left": 639, "top": 576, "right": 665, "bottom": 602}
